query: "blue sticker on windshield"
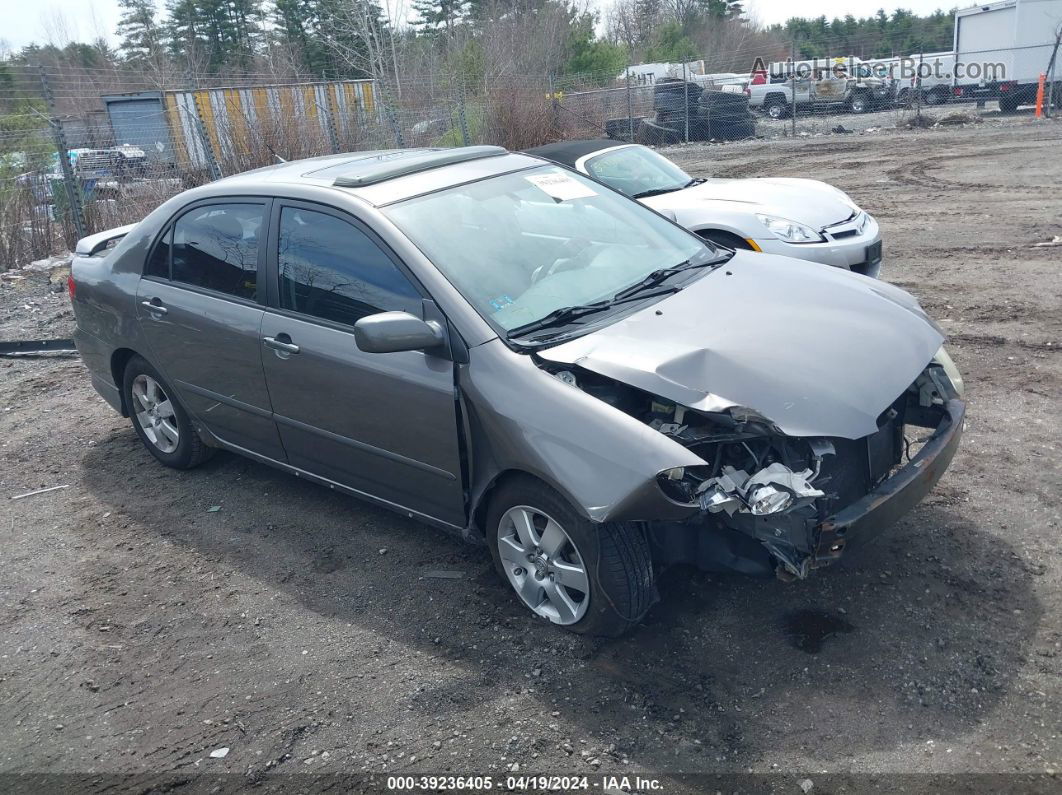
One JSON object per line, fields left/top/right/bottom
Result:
{"left": 489, "top": 295, "right": 515, "bottom": 310}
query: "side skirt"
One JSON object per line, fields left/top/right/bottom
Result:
{"left": 200, "top": 429, "right": 483, "bottom": 546}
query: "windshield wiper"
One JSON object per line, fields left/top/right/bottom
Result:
{"left": 507, "top": 287, "right": 681, "bottom": 341}
{"left": 611, "top": 251, "right": 731, "bottom": 301}
{"left": 632, "top": 186, "right": 682, "bottom": 199}
{"left": 684, "top": 177, "right": 706, "bottom": 188}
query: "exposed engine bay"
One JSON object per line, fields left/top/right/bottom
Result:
{"left": 539, "top": 350, "right": 965, "bottom": 580}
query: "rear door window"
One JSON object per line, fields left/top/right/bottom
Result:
{"left": 172, "top": 203, "right": 263, "bottom": 300}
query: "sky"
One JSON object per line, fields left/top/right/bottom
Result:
{"left": 0, "top": 0, "right": 962, "bottom": 52}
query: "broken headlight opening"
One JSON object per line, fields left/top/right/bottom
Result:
{"left": 544, "top": 358, "right": 964, "bottom": 582}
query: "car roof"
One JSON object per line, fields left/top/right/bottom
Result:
{"left": 210, "top": 146, "right": 542, "bottom": 206}
{"left": 523, "top": 139, "right": 625, "bottom": 169}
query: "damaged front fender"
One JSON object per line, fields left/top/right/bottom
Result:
{"left": 461, "top": 339, "right": 710, "bottom": 527}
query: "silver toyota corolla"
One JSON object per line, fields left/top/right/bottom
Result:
{"left": 70, "top": 146, "right": 965, "bottom": 636}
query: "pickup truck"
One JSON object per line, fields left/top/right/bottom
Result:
{"left": 748, "top": 69, "right": 894, "bottom": 118}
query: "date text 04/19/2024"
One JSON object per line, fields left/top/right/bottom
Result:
{"left": 385, "top": 775, "right": 664, "bottom": 791}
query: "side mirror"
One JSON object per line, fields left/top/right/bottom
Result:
{"left": 353, "top": 311, "right": 446, "bottom": 354}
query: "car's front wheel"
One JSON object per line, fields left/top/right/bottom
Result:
{"left": 123, "top": 355, "right": 214, "bottom": 469}
{"left": 487, "top": 477, "right": 655, "bottom": 636}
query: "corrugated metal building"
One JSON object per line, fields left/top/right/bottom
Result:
{"left": 102, "top": 80, "right": 377, "bottom": 171}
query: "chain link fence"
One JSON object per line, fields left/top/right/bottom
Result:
{"left": 0, "top": 57, "right": 1054, "bottom": 269}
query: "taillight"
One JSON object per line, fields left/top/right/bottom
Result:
{"left": 67, "top": 274, "right": 76, "bottom": 300}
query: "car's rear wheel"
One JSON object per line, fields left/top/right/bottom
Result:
{"left": 764, "top": 98, "right": 788, "bottom": 119}
{"left": 123, "top": 355, "right": 213, "bottom": 469}
{"left": 487, "top": 477, "right": 655, "bottom": 636}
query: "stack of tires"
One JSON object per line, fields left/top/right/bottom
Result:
{"left": 700, "top": 91, "right": 757, "bottom": 141}
{"left": 635, "top": 80, "right": 757, "bottom": 144}
{"left": 637, "top": 78, "right": 702, "bottom": 145}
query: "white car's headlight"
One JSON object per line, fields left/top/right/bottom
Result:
{"left": 756, "top": 213, "right": 824, "bottom": 244}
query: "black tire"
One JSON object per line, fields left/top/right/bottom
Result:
{"left": 926, "top": 87, "right": 948, "bottom": 106}
{"left": 653, "top": 80, "right": 701, "bottom": 113}
{"left": 123, "top": 354, "right": 214, "bottom": 470}
{"left": 848, "top": 93, "right": 870, "bottom": 113}
{"left": 998, "top": 93, "right": 1020, "bottom": 113}
{"left": 486, "top": 476, "right": 655, "bottom": 637}
{"left": 701, "top": 90, "right": 749, "bottom": 110}
{"left": 637, "top": 118, "right": 680, "bottom": 146}
{"left": 605, "top": 117, "right": 641, "bottom": 141}
{"left": 763, "top": 97, "right": 789, "bottom": 119}
{"left": 698, "top": 229, "right": 754, "bottom": 250}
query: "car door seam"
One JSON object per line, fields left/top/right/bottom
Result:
{"left": 271, "top": 412, "right": 457, "bottom": 481}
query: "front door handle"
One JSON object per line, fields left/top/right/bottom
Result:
{"left": 263, "top": 335, "right": 300, "bottom": 355}
{"left": 140, "top": 299, "right": 167, "bottom": 316}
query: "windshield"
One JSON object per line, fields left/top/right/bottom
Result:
{"left": 384, "top": 165, "right": 711, "bottom": 335}
{"left": 584, "top": 146, "right": 694, "bottom": 198}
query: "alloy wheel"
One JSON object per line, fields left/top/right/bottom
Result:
{"left": 497, "top": 505, "right": 590, "bottom": 625}
{"left": 132, "top": 374, "right": 179, "bottom": 454}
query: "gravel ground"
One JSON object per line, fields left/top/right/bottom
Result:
{"left": 1, "top": 118, "right": 1060, "bottom": 793}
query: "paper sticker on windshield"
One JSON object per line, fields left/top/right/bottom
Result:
{"left": 525, "top": 172, "right": 597, "bottom": 201}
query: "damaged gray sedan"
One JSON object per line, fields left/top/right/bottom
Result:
{"left": 70, "top": 146, "right": 965, "bottom": 636}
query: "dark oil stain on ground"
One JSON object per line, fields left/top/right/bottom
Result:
{"left": 782, "top": 609, "right": 855, "bottom": 653}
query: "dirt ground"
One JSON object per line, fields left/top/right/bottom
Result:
{"left": 1, "top": 118, "right": 1060, "bottom": 792}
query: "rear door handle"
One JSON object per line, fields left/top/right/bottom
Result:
{"left": 263, "top": 336, "right": 300, "bottom": 355}
{"left": 140, "top": 299, "right": 167, "bottom": 315}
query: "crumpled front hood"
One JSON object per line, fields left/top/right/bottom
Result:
{"left": 538, "top": 253, "right": 944, "bottom": 440}
{"left": 642, "top": 177, "right": 857, "bottom": 230}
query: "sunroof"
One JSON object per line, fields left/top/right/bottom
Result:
{"left": 331, "top": 146, "right": 508, "bottom": 187}
{"left": 303, "top": 151, "right": 416, "bottom": 180}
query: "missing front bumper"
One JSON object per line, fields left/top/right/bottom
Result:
{"left": 813, "top": 398, "right": 965, "bottom": 567}
{"left": 647, "top": 398, "right": 965, "bottom": 577}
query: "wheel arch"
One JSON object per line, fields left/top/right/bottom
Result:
{"left": 693, "top": 227, "right": 755, "bottom": 250}
{"left": 110, "top": 347, "right": 141, "bottom": 417}
{"left": 471, "top": 468, "right": 591, "bottom": 538}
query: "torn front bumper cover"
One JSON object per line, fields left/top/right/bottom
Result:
{"left": 813, "top": 397, "right": 965, "bottom": 567}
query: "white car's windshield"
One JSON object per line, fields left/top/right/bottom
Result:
{"left": 384, "top": 165, "right": 711, "bottom": 335}
{"left": 584, "top": 146, "right": 695, "bottom": 199}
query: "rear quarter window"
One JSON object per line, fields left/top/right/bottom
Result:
{"left": 144, "top": 226, "right": 171, "bottom": 278}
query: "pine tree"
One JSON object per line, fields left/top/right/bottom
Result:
{"left": 116, "top": 0, "right": 165, "bottom": 63}
{"left": 411, "top": 0, "right": 469, "bottom": 38}
{"left": 166, "top": 0, "right": 264, "bottom": 73}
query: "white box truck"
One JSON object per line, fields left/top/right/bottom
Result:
{"left": 953, "top": 0, "right": 1062, "bottom": 111}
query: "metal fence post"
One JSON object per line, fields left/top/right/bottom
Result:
{"left": 324, "top": 85, "right": 341, "bottom": 154}
{"left": 457, "top": 77, "right": 471, "bottom": 146}
{"left": 916, "top": 51, "right": 925, "bottom": 122}
{"left": 548, "top": 74, "right": 561, "bottom": 137}
{"left": 682, "top": 61, "right": 690, "bottom": 143}
{"left": 790, "top": 40, "right": 797, "bottom": 137}
{"left": 625, "top": 69, "right": 634, "bottom": 142}
{"left": 39, "top": 65, "right": 87, "bottom": 242}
